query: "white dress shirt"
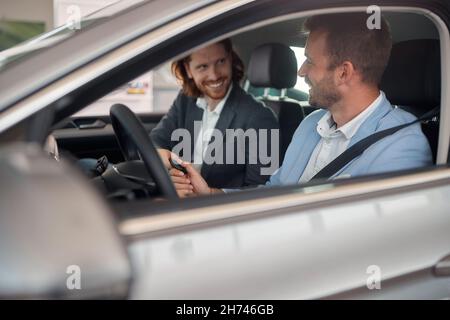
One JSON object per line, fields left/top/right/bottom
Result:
{"left": 299, "top": 91, "right": 384, "bottom": 183}
{"left": 193, "top": 84, "right": 233, "bottom": 171}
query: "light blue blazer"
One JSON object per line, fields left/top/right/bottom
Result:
{"left": 267, "top": 95, "right": 433, "bottom": 186}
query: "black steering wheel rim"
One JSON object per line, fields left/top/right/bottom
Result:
{"left": 110, "top": 103, "right": 178, "bottom": 199}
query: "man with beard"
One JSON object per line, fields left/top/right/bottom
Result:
{"left": 169, "top": 13, "right": 432, "bottom": 197}
{"left": 151, "top": 39, "right": 279, "bottom": 194}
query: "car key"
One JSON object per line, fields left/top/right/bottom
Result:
{"left": 170, "top": 157, "right": 188, "bottom": 174}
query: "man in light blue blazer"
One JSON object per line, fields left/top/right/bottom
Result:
{"left": 266, "top": 92, "right": 432, "bottom": 186}
{"left": 170, "top": 13, "right": 432, "bottom": 196}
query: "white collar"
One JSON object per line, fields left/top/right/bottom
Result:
{"left": 317, "top": 91, "right": 384, "bottom": 140}
{"left": 196, "top": 83, "right": 233, "bottom": 115}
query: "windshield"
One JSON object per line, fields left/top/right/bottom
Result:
{"left": 0, "top": 0, "right": 148, "bottom": 70}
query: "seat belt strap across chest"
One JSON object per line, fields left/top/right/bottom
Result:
{"left": 310, "top": 106, "right": 439, "bottom": 181}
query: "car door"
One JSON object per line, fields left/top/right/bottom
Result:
{"left": 52, "top": 113, "right": 163, "bottom": 162}
{"left": 103, "top": 0, "right": 450, "bottom": 299}
{"left": 1, "top": 0, "right": 450, "bottom": 300}
{"left": 122, "top": 168, "right": 450, "bottom": 299}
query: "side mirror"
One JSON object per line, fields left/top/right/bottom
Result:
{"left": 0, "top": 144, "right": 132, "bottom": 299}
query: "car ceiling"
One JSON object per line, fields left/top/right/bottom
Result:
{"left": 232, "top": 12, "right": 439, "bottom": 67}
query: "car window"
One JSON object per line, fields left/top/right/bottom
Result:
{"left": 50, "top": 9, "right": 443, "bottom": 202}
{"left": 73, "top": 62, "right": 179, "bottom": 117}
{"left": 74, "top": 46, "right": 310, "bottom": 117}
{"left": 75, "top": 46, "right": 308, "bottom": 117}
{"left": 290, "top": 46, "right": 309, "bottom": 93}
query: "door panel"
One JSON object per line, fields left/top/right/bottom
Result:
{"left": 53, "top": 113, "right": 164, "bottom": 162}
{"left": 125, "top": 174, "right": 450, "bottom": 299}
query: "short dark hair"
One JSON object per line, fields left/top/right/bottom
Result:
{"left": 171, "top": 39, "right": 244, "bottom": 97}
{"left": 303, "top": 12, "right": 392, "bottom": 85}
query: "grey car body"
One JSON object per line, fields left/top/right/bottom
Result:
{"left": 1, "top": 0, "right": 450, "bottom": 299}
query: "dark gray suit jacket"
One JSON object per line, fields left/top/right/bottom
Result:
{"left": 150, "top": 84, "right": 279, "bottom": 188}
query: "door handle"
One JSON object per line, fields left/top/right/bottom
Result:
{"left": 434, "top": 254, "right": 450, "bottom": 276}
{"left": 76, "top": 119, "right": 106, "bottom": 130}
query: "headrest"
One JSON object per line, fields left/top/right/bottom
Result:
{"left": 247, "top": 43, "right": 298, "bottom": 89}
{"left": 380, "top": 39, "right": 440, "bottom": 111}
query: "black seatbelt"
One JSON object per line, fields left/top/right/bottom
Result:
{"left": 311, "top": 106, "right": 440, "bottom": 180}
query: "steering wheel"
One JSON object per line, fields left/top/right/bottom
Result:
{"left": 109, "top": 103, "right": 178, "bottom": 199}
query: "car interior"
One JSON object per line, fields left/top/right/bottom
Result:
{"left": 246, "top": 42, "right": 305, "bottom": 162}
{"left": 2, "top": 2, "right": 449, "bottom": 300}
{"left": 47, "top": 10, "right": 441, "bottom": 203}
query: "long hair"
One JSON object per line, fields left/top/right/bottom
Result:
{"left": 171, "top": 39, "right": 244, "bottom": 97}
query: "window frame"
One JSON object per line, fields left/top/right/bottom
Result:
{"left": 1, "top": 1, "right": 449, "bottom": 228}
